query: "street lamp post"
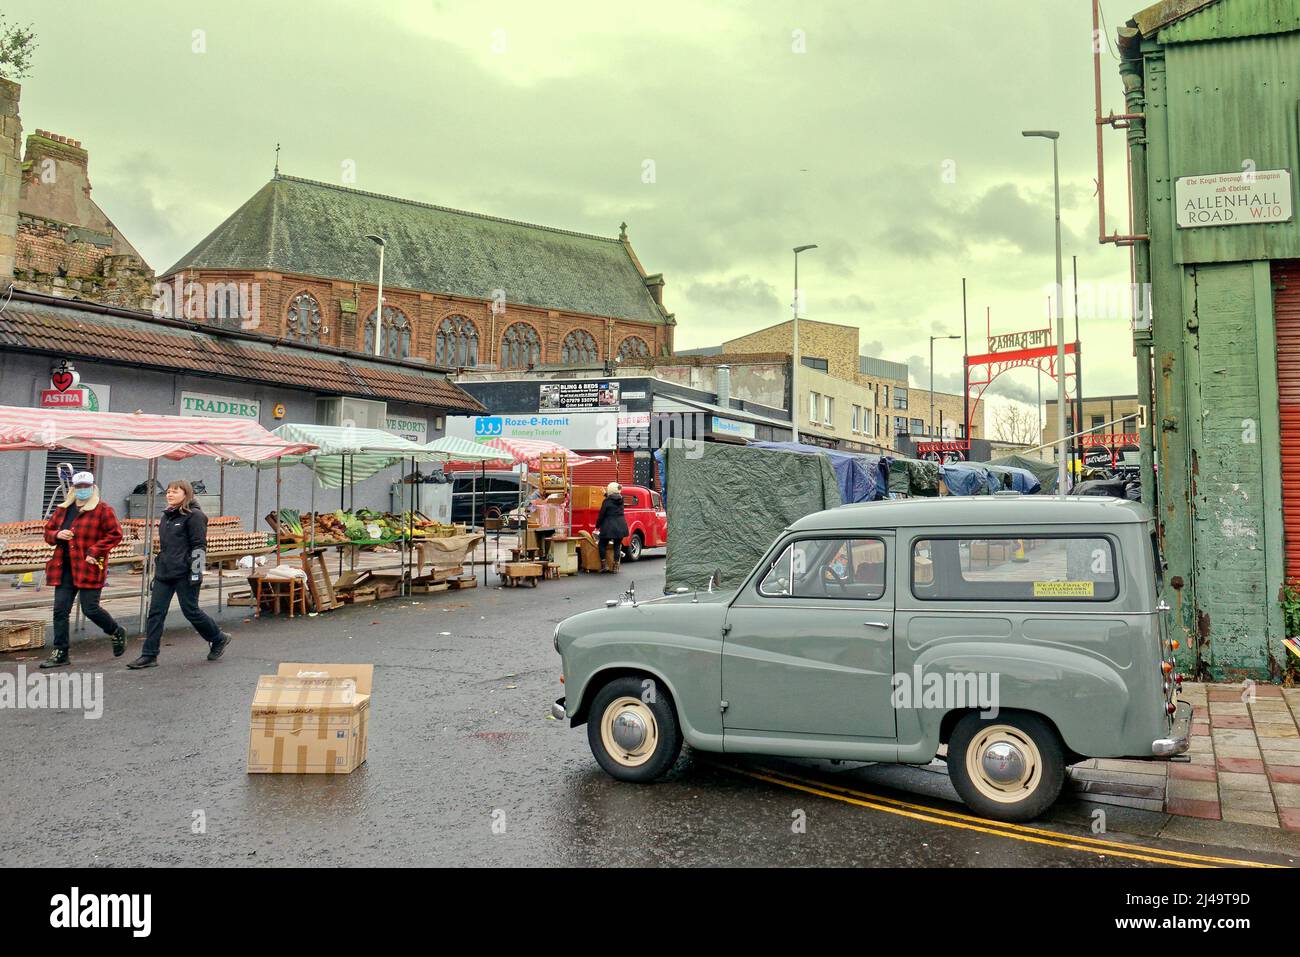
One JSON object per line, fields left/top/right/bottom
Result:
{"left": 366, "top": 234, "right": 386, "bottom": 357}
{"left": 792, "top": 244, "right": 817, "bottom": 444}
{"left": 929, "top": 334, "right": 960, "bottom": 441}
{"left": 1022, "top": 130, "right": 1067, "bottom": 495}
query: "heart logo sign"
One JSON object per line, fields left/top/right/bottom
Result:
{"left": 51, "top": 364, "right": 80, "bottom": 393}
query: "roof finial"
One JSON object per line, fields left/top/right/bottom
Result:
{"left": 618, "top": 221, "right": 628, "bottom": 241}
{"left": 274, "top": 143, "right": 281, "bottom": 178}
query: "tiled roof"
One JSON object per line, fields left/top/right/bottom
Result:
{"left": 0, "top": 299, "right": 485, "bottom": 414}
{"left": 164, "top": 174, "right": 671, "bottom": 326}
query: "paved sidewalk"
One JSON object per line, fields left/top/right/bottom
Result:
{"left": 1066, "top": 682, "right": 1300, "bottom": 831}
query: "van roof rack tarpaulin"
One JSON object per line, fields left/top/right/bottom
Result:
{"left": 661, "top": 439, "right": 841, "bottom": 592}
{"left": 745, "top": 440, "right": 891, "bottom": 503}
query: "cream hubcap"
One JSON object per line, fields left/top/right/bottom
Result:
{"left": 599, "top": 696, "right": 659, "bottom": 767}
{"left": 966, "top": 725, "right": 1041, "bottom": 804}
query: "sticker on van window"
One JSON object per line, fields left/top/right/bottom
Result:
{"left": 1033, "top": 581, "right": 1095, "bottom": 598}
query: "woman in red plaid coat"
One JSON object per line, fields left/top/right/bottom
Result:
{"left": 39, "top": 471, "right": 128, "bottom": 668}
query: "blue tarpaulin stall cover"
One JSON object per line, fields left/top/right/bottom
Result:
{"left": 746, "top": 441, "right": 891, "bottom": 502}
{"left": 940, "top": 462, "right": 999, "bottom": 496}
{"left": 985, "top": 464, "right": 1042, "bottom": 494}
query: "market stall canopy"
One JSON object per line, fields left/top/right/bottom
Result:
{"left": 482, "top": 437, "right": 607, "bottom": 468}
{"left": 231, "top": 423, "right": 443, "bottom": 487}
{"left": 0, "top": 405, "right": 316, "bottom": 461}
{"left": 422, "top": 435, "right": 512, "bottom": 465}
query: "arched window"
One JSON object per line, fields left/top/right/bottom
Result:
{"left": 435, "top": 315, "right": 479, "bottom": 367}
{"left": 500, "top": 322, "right": 541, "bottom": 369}
{"left": 285, "top": 291, "right": 322, "bottom": 342}
{"left": 561, "top": 329, "right": 600, "bottom": 365}
{"left": 363, "top": 305, "right": 411, "bottom": 359}
{"left": 617, "top": 336, "right": 651, "bottom": 360}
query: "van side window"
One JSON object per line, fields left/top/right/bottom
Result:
{"left": 650, "top": 491, "right": 662, "bottom": 509}
{"left": 758, "top": 538, "right": 886, "bottom": 600}
{"left": 911, "top": 536, "right": 1118, "bottom": 602}
{"left": 624, "top": 493, "right": 640, "bottom": 508}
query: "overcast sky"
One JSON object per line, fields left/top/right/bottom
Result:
{"left": 6, "top": 0, "right": 1145, "bottom": 428}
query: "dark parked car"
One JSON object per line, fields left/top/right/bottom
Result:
{"left": 450, "top": 470, "right": 522, "bottom": 525}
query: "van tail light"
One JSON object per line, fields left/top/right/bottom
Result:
{"left": 1161, "top": 660, "right": 1173, "bottom": 674}
{"left": 1171, "top": 639, "right": 1180, "bottom": 650}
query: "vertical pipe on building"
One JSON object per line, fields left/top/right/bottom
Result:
{"left": 1120, "top": 43, "right": 1156, "bottom": 512}
{"left": 962, "top": 278, "right": 969, "bottom": 452}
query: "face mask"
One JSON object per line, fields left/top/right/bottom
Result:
{"left": 74, "top": 487, "right": 93, "bottom": 501}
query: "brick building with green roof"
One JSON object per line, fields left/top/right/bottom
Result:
{"left": 161, "top": 174, "right": 675, "bottom": 371}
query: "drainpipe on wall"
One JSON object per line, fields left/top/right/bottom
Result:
{"left": 1119, "top": 32, "right": 1156, "bottom": 517}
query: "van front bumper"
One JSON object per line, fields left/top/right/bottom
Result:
{"left": 1151, "top": 700, "right": 1193, "bottom": 757}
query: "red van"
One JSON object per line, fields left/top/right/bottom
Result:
{"left": 570, "top": 485, "right": 667, "bottom": 561}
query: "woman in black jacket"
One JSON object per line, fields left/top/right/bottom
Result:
{"left": 595, "top": 482, "right": 629, "bottom": 574}
{"left": 127, "top": 480, "right": 231, "bottom": 669}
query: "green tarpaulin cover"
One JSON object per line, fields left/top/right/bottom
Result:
{"left": 662, "top": 439, "right": 842, "bottom": 592}
{"left": 888, "top": 458, "right": 940, "bottom": 496}
{"left": 985, "top": 453, "right": 1059, "bottom": 494}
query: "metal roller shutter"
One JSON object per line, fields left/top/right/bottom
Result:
{"left": 1274, "top": 260, "right": 1300, "bottom": 580}
{"left": 571, "top": 451, "right": 634, "bottom": 488}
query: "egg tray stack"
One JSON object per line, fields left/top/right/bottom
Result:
{"left": 0, "top": 539, "right": 54, "bottom": 567}
{"left": 152, "top": 531, "right": 272, "bottom": 555}
{"left": 0, "top": 521, "right": 46, "bottom": 537}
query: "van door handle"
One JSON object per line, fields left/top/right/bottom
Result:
{"left": 863, "top": 621, "right": 890, "bottom": 629}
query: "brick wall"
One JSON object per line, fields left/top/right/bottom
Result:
{"left": 165, "top": 269, "right": 669, "bottom": 368}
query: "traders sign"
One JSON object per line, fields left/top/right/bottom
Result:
{"left": 1175, "top": 168, "right": 1293, "bottom": 228}
{"left": 180, "top": 390, "right": 261, "bottom": 420}
{"left": 539, "top": 381, "right": 620, "bottom": 411}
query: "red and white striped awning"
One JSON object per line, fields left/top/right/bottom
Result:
{"left": 482, "top": 437, "right": 607, "bottom": 468}
{"left": 0, "top": 405, "right": 317, "bottom": 461}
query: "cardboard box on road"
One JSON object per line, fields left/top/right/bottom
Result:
{"left": 247, "top": 663, "right": 373, "bottom": 775}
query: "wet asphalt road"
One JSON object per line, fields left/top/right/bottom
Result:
{"left": 0, "top": 553, "right": 1293, "bottom": 868}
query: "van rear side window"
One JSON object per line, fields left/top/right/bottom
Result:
{"left": 911, "top": 536, "right": 1118, "bottom": 602}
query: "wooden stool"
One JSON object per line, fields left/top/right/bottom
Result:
{"left": 252, "top": 577, "right": 308, "bottom": 618}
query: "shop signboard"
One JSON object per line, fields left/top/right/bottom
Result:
{"left": 447, "top": 411, "right": 619, "bottom": 450}
{"left": 384, "top": 415, "right": 427, "bottom": 444}
{"left": 710, "top": 415, "right": 756, "bottom": 440}
{"left": 1174, "top": 168, "right": 1293, "bottom": 228}
{"left": 38, "top": 361, "right": 109, "bottom": 412}
{"left": 539, "top": 381, "right": 621, "bottom": 411}
{"left": 180, "top": 390, "right": 261, "bottom": 420}
{"left": 617, "top": 412, "right": 651, "bottom": 450}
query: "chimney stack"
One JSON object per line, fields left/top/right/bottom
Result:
{"left": 716, "top": 364, "right": 732, "bottom": 410}
{"left": 0, "top": 79, "right": 21, "bottom": 284}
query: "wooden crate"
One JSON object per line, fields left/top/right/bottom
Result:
{"left": 447, "top": 574, "right": 479, "bottom": 590}
{"left": 0, "top": 619, "right": 45, "bottom": 652}
{"left": 300, "top": 551, "right": 341, "bottom": 612}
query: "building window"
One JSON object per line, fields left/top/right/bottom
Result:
{"left": 894, "top": 387, "right": 908, "bottom": 410}
{"left": 809, "top": 391, "right": 820, "bottom": 423}
{"left": 363, "top": 305, "right": 411, "bottom": 359}
{"left": 851, "top": 404, "right": 860, "bottom": 432}
{"left": 864, "top": 410, "right": 874, "bottom": 435}
{"left": 501, "top": 322, "right": 542, "bottom": 369}
{"left": 825, "top": 396, "right": 834, "bottom": 424}
{"left": 1091, "top": 414, "right": 1105, "bottom": 430}
{"left": 436, "top": 315, "right": 479, "bottom": 367}
{"left": 910, "top": 418, "right": 924, "bottom": 435}
{"left": 618, "top": 336, "right": 651, "bottom": 360}
{"left": 958, "top": 423, "right": 966, "bottom": 439}
{"left": 285, "top": 291, "right": 322, "bottom": 342}
{"left": 561, "top": 329, "right": 600, "bottom": 365}
{"left": 894, "top": 416, "right": 907, "bottom": 435}
{"left": 881, "top": 385, "right": 889, "bottom": 406}
{"left": 801, "top": 356, "right": 828, "bottom": 372}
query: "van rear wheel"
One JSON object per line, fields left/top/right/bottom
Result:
{"left": 624, "top": 532, "right": 644, "bottom": 562}
{"left": 947, "top": 711, "right": 1065, "bottom": 822}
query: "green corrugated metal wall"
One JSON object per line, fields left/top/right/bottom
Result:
{"left": 1137, "top": 1, "right": 1296, "bottom": 679}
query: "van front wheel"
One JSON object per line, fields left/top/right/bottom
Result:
{"left": 586, "top": 676, "right": 682, "bottom": 782}
{"left": 947, "top": 711, "right": 1066, "bottom": 822}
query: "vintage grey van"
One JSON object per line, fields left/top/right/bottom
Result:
{"left": 550, "top": 496, "right": 1190, "bottom": 822}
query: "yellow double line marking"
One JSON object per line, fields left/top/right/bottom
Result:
{"left": 728, "top": 765, "right": 1284, "bottom": 869}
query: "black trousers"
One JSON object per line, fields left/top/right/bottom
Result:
{"left": 141, "top": 576, "right": 220, "bottom": 657}
{"left": 52, "top": 581, "right": 121, "bottom": 651}
{"left": 598, "top": 535, "right": 623, "bottom": 568}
